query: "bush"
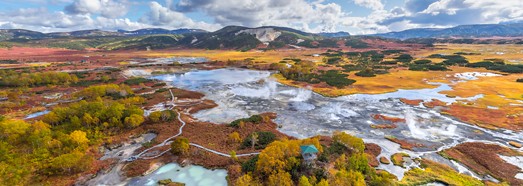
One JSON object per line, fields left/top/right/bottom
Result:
{"left": 123, "top": 77, "right": 152, "bottom": 85}
{"left": 171, "top": 137, "right": 189, "bottom": 155}
{"left": 228, "top": 115, "right": 263, "bottom": 127}
{"left": 355, "top": 69, "right": 376, "bottom": 77}
{"left": 241, "top": 155, "right": 259, "bottom": 172}
{"left": 394, "top": 54, "right": 413, "bottom": 63}
{"left": 318, "top": 70, "right": 356, "bottom": 88}
{"left": 345, "top": 39, "right": 369, "bottom": 48}
{"left": 414, "top": 59, "right": 431, "bottom": 64}
{"left": 241, "top": 131, "right": 276, "bottom": 149}
{"left": 487, "top": 65, "right": 523, "bottom": 73}
{"left": 443, "top": 58, "right": 469, "bottom": 66}
{"left": 466, "top": 61, "right": 495, "bottom": 68}
{"left": 409, "top": 64, "right": 448, "bottom": 71}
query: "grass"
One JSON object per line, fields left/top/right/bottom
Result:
{"left": 420, "top": 44, "right": 523, "bottom": 64}
{"left": 145, "top": 49, "right": 326, "bottom": 64}
{"left": 399, "top": 159, "right": 492, "bottom": 186}
{"left": 391, "top": 153, "right": 409, "bottom": 167}
{"left": 277, "top": 66, "right": 488, "bottom": 97}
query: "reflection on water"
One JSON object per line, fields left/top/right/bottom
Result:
{"left": 151, "top": 68, "right": 523, "bottom": 179}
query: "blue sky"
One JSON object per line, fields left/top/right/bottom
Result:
{"left": 0, "top": 0, "right": 521, "bottom": 34}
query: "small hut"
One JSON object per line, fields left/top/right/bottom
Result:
{"left": 300, "top": 145, "right": 319, "bottom": 162}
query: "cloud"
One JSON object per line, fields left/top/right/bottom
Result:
{"left": 404, "top": 0, "right": 438, "bottom": 13}
{"left": 353, "top": 0, "right": 384, "bottom": 11}
{"left": 65, "top": 0, "right": 129, "bottom": 18}
{"left": 169, "top": 0, "right": 347, "bottom": 32}
{"left": 0, "top": 7, "right": 148, "bottom": 32}
{"left": 139, "top": 1, "right": 221, "bottom": 31}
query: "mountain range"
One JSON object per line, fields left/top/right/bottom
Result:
{"left": 374, "top": 23, "right": 523, "bottom": 39}
{"left": 2, "top": 23, "right": 523, "bottom": 42}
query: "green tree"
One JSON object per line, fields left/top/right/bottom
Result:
{"left": 348, "top": 153, "right": 369, "bottom": 174}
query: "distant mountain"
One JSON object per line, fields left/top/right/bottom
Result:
{"left": 374, "top": 23, "right": 523, "bottom": 39}
{"left": 0, "top": 28, "right": 208, "bottom": 41}
{"left": 319, "top": 31, "right": 350, "bottom": 38}
{"left": 177, "top": 25, "right": 325, "bottom": 50}
{"left": 117, "top": 28, "right": 208, "bottom": 36}
{"left": 0, "top": 26, "right": 362, "bottom": 50}
{"left": 0, "top": 29, "right": 47, "bottom": 40}
{"left": 47, "top": 29, "right": 122, "bottom": 37}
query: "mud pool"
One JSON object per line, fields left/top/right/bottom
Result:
{"left": 127, "top": 163, "right": 227, "bottom": 186}
{"left": 150, "top": 68, "right": 523, "bottom": 179}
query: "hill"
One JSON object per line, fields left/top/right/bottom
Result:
{"left": 374, "top": 23, "right": 523, "bottom": 39}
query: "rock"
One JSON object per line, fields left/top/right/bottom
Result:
{"left": 509, "top": 141, "right": 522, "bottom": 148}
{"left": 380, "top": 157, "right": 390, "bottom": 164}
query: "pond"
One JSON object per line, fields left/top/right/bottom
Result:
{"left": 128, "top": 163, "right": 227, "bottom": 186}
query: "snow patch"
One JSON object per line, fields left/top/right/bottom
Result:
{"left": 236, "top": 28, "right": 282, "bottom": 43}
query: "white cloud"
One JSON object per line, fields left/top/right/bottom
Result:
{"left": 353, "top": 0, "right": 384, "bottom": 11}
{"left": 0, "top": 7, "right": 149, "bottom": 32}
{"left": 139, "top": 1, "right": 221, "bottom": 31}
{"left": 65, "top": 0, "right": 130, "bottom": 18}
{"left": 170, "top": 0, "right": 347, "bottom": 33}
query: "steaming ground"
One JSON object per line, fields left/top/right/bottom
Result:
{"left": 152, "top": 68, "right": 523, "bottom": 179}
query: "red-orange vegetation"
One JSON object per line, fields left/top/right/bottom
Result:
{"left": 423, "top": 99, "right": 447, "bottom": 108}
{"left": 385, "top": 136, "right": 424, "bottom": 150}
{"left": 441, "top": 142, "right": 523, "bottom": 185}
{"left": 400, "top": 98, "right": 423, "bottom": 106}
{"left": 443, "top": 104, "right": 523, "bottom": 131}
{"left": 365, "top": 143, "right": 382, "bottom": 167}
{"left": 372, "top": 114, "right": 406, "bottom": 123}
{"left": 370, "top": 124, "right": 397, "bottom": 129}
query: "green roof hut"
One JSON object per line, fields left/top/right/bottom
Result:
{"left": 300, "top": 145, "right": 319, "bottom": 162}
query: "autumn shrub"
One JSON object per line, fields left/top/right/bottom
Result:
{"left": 241, "top": 131, "right": 276, "bottom": 149}
{"left": 171, "top": 137, "right": 189, "bottom": 155}
{"left": 228, "top": 115, "right": 263, "bottom": 128}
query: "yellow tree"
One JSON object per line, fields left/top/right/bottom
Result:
{"left": 235, "top": 174, "right": 262, "bottom": 186}
{"left": 149, "top": 111, "right": 162, "bottom": 123}
{"left": 228, "top": 132, "right": 242, "bottom": 144}
{"left": 171, "top": 137, "right": 190, "bottom": 155}
{"left": 298, "top": 176, "right": 312, "bottom": 186}
{"left": 331, "top": 170, "right": 365, "bottom": 186}
{"left": 69, "top": 130, "right": 89, "bottom": 150}
{"left": 267, "top": 171, "right": 293, "bottom": 186}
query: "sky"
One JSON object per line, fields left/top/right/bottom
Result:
{"left": 0, "top": 0, "right": 522, "bottom": 34}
